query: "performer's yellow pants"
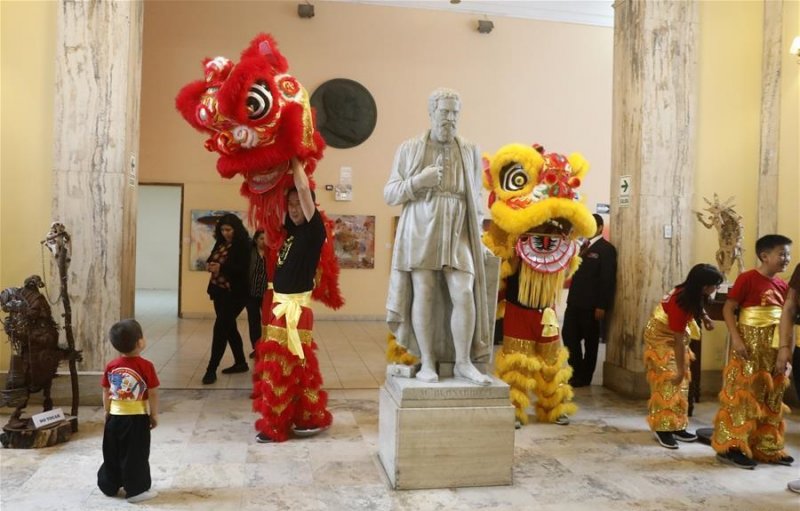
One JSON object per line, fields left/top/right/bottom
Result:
{"left": 643, "top": 314, "right": 693, "bottom": 433}
{"left": 711, "top": 318, "right": 789, "bottom": 462}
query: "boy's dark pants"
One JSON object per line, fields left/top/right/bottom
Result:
{"left": 97, "top": 414, "right": 151, "bottom": 498}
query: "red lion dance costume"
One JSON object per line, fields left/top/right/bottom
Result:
{"left": 482, "top": 144, "right": 596, "bottom": 425}
{"left": 176, "top": 34, "right": 343, "bottom": 441}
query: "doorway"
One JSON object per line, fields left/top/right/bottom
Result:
{"left": 135, "top": 184, "right": 184, "bottom": 318}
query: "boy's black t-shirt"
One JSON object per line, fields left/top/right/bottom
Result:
{"left": 273, "top": 210, "right": 326, "bottom": 294}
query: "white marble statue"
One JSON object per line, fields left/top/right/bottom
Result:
{"left": 384, "top": 88, "right": 494, "bottom": 386}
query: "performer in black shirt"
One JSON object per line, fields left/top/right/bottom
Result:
{"left": 252, "top": 158, "right": 332, "bottom": 443}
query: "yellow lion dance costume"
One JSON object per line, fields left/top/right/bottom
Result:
{"left": 482, "top": 143, "right": 596, "bottom": 425}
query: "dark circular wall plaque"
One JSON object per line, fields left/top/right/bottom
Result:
{"left": 311, "top": 78, "right": 377, "bottom": 149}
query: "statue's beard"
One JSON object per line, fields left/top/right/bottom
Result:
{"left": 432, "top": 125, "right": 456, "bottom": 143}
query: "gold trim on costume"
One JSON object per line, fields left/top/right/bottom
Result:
{"left": 109, "top": 400, "right": 148, "bottom": 415}
{"left": 739, "top": 306, "right": 781, "bottom": 348}
{"left": 266, "top": 325, "right": 314, "bottom": 346}
{"left": 502, "top": 335, "right": 538, "bottom": 356}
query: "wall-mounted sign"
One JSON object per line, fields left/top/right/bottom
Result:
{"left": 619, "top": 175, "right": 632, "bottom": 208}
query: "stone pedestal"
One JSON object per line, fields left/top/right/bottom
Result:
{"left": 378, "top": 375, "right": 514, "bottom": 490}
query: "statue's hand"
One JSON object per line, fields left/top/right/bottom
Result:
{"left": 414, "top": 156, "right": 443, "bottom": 191}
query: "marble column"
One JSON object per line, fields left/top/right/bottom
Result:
{"left": 52, "top": 0, "right": 143, "bottom": 371}
{"left": 603, "top": 0, "right": 699, "bottom": 398}
{"left": 757, "top": 0, "right": 782, "bottom": 237}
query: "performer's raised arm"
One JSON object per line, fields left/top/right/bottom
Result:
{"left": 291, "top": 158, "right": 316, "bottom": 222}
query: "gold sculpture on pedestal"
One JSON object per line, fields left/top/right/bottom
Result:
{"left": 694, "top": 194, "right": 745, "bottom": 280}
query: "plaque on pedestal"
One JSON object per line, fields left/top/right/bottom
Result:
{"left": 378, "top": 375, "right": 515, "bottom": 490}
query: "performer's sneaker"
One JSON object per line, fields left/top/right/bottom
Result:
{"left": 292, "top": 425, "right": 329, "bottom": 438}
{"left": 202, "top": 370, "right": 216, "bottom": 384}
{"left": 554, "top": 415, "right": 570, "bottom": 426}
{"left": 654, "top": 431, "right": 678, "bottom": 449}
{"left": 769, "top": 455, "right": 794, "bottom": 466}
{"left": 788, "top": 479, "right": 800, "bottom": 494}
{"left": 255, "top": 432, "right": 274, "bottom": 443}
{"left": 221, "top": 363, "right": 249, "bottom": 374}
{"left": 716, "top": 449, "right": 757, "bottom": 469}
{"left": 673, "top": 429, "right": 698, "bottom": 442}
{"left": 514, "top": 420, "right": 522, "bottom": 430}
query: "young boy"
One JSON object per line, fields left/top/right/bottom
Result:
{"left": 712, "top": 234, "right": 793, "bottom": 469}
{"left": 97, "top": 319, "right": 159, "bottom": 503}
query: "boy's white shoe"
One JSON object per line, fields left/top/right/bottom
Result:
{"left": 127, "top": 490, "right": 158, "bottom": 503}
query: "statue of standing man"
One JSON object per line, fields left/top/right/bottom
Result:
{"left": 385, "top": 88, "right": 495, "bottom": 386}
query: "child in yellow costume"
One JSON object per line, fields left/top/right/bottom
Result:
{"left": 482, "top": 143, "right": 596, "bottom": 426}
{"left": 644, "top": 264, "right": 721, "bottom": 449}
{"left": 712, "top": 234, "right": 793, "bottom": 469}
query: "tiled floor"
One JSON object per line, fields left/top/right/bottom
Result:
{"left": 4, "top": 290, "right": 796, "bottom": 510}
{"left": 1, "top": 387, "right": 797, "bottom": 510}
{"left": 136, "top": 290, "right": 389, "bottom": 390}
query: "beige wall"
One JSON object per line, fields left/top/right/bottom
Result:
{"left": 139, "top": 1, "right": 614, "bottom": 318}
{"left": 0, "top": 1, "right": 57, "bottom": 369}
{"left": 694, "top": 0, "right": 800, "bottom": 370}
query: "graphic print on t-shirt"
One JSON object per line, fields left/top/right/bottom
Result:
{"left": 759, "top": 288, "right": 783, "bottom": 307}
{"left": 277, "top": 235, "right": 294, "bottom": 267}
{"left": 108, "top": 368, "right": 147, "bottom": 401}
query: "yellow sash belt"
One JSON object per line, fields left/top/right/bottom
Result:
{"left": 739, "top": 305, "right": 781, "bottom": 348}
{"left": 110, "top": 400, "right": 148, "bottom": 415}
{"left": 272, "top": 291, "right": 312, "bottom": 359}
{"left": 652, "top": 304, "right": 701, "bottom": 340}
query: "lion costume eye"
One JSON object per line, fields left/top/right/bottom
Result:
{"left": 500, "top": 163, "right": 529, "bottom": 192}
{"left": 246, "top": 82, "right": 273, "bottom": 120}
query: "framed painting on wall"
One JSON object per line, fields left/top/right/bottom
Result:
{"left": 329, "top": 214, "right": 375, "bottom": 269}
{"left": 189, "top": 210, "right": 247, "bottom": 271}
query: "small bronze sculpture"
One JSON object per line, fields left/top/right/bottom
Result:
{"left": 0, "top": 276, "right": 67, "bottom": 428}
{"left": 0, "top": 223, "right": 81, "bottom": 448}
{"left": 695, "top": 194, "right": 745, "bottom": 280}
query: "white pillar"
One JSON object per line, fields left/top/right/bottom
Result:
{"left": 52, "top": 0, "right": 143, "bottom": 370}
{"left": 604, "top": 0, "right": 699, "bottom": 397}
{"left": 757, "top": 0, "right": 783, "bottom": 237}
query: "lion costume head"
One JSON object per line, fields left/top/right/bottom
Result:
{"left": 176, "top": 34, "right": 325, "bottom": 247}
{"left": 482, "top": 143, "right": 596, "bottom": 310}
{"left": 176, "top": 34, "right": 342, "bottom": 309}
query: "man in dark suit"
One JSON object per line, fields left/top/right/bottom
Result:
{"left": 563, "top": 214, "right": 617, "bottom": 387}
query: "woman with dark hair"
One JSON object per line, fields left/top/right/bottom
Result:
{"left": 644, "top": 263, "right": 723, "bottom": 449}
{"left": 203, "top": 214, "right": 251, "bottom": 384}
{"left": 246, "top": 230, "right": 268, "bottom": 358}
